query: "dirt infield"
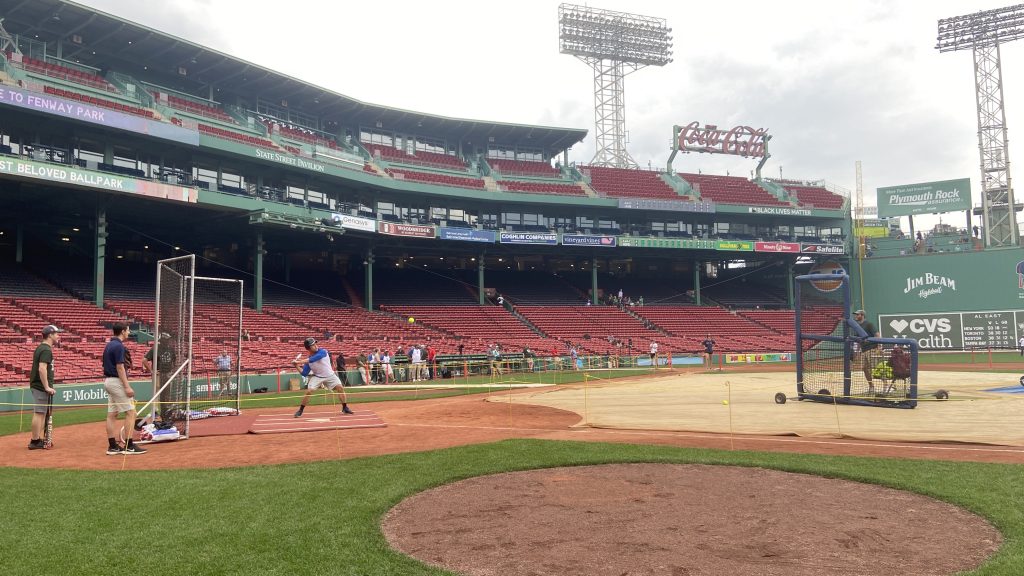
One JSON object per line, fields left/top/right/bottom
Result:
{"left": 3, "top": 383, "right": 1024, "bottom": 470}
{"left": 384, "top": 463, "right": 1001, "bottom": 576}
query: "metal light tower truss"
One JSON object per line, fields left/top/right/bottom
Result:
{"left": 559, "top": 4, "right": 673, "bottom": 168}
{"left": 937, "top": 5, "right": 1024, "bottom": 247}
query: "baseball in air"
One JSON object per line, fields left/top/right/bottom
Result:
{"left": 722, "top": 400, "right": 729, "bottom": 405}
{"left": 408, "top": 317, "right": 415, "bottom": 324}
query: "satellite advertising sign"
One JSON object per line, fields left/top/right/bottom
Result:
{"left": 876, "top": 178, "right": 971, "bottom": 217}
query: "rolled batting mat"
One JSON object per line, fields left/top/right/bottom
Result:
{"left": 249, "top": 409, "right": 386, "bottom": 434}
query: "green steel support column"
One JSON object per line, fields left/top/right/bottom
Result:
{"left": 365, "top": 248, "right": 374, "bottom": 311}
{"left": 478, "top": 254, "right": 485, "bottom": 305}
{"left": 592, "top": 258, "right": 599, "bottom": 304}
{"left": 93, "top": 207, "right": 106, "bottom": 308}
{"left": 693, "top": 259, "right": 701, "bottom": 306}
{"left": 254, "top": 232, "right": 264, "bottom": 313}
{"left": 103, "top": 142, "right": 114, "bottom": 164}
{"left": 786, "top": 259, "right": 795, "bottom": 310}
{"left": 15, "top": 223, "right": 23, "bottom": 263}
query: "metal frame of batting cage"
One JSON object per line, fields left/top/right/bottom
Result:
{"left": 138, "top": 255, "right": 196, "bottom": 437}
{"left": 189, "top": 275, "right": 243, "bottom": 416}
{"left": 795, "top": 273, "right": 919, "bottom": 409}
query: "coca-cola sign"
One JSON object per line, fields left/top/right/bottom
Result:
{"left": 675, "top": 121, "right": 768, "bottom": 157}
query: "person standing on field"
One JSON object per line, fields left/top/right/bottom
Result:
{"left": 702, "top": 335, "right": 716, "bottom": 370}
{"left": 102, "top": 323, "right": 146, "bottom": 455}
{"left": 293, "top": 337, "right": 353, "bottom": 417}
{"left": 28, "top": 325, "right": 61, "bottom": 450}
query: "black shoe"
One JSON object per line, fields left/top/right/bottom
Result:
{"left": 106, "top": 445, "right": 124, "bottom": 455}
{"left": 342, "top": 405, "right": 354, "bottom": 415}
{"left": 28, "top": 439, "right": 44, "bottom": 450}
{"left": 294, "top": 408, "right": 304, "bottom": 418}
{"left": 122, "top": 443, "right": 147, "bottom": 455}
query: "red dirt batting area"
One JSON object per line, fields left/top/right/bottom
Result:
{"left": 2, "top": 386, "right": 1019, "bottom": 576}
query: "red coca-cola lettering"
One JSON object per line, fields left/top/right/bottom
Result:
{"left": 677, "top": 121, "right": 768, "bottom": 157}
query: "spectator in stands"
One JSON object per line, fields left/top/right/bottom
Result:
{"left": 214, "top": 351, "right": 232, "bottom": 397}
{"left": 241, "top": 329, "right": 251, "bottom": 342}
{"left": 336, "top": 352, "right": 348, "bottom": 385}
{"left": 427, "top": 345, "right": 437, "bottom": 380}
{"left": 28, "top": 325, "right": 61, "bottom": 450}
{"left": 457, "top": 342, "right": 465, "bottom": 356}
{"left": 102, "top": 323, "right": 145, "bottom": 455}
{"left": 973, "top": 225, "right": 980, "bottom": 238}
{"left": 702, "top": 335, "right": 716, "bottom": 370}
{"left": 381, "top": 349, "right": 393, "bottom": 384}
{"left": 852, "top": 310, "right": 880, "bottom": 393}
{"left": 638, "top": 296, "right": 644, "bottom": 307}
{"left": 489, "top": 344, "right": 504, "bottom": 375}
{"left": 649, "top": 340, "right": 659, "bottom": 368}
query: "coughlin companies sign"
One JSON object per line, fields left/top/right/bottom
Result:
{"left": 876, "top": 178, "right": 971, "bottom": 217}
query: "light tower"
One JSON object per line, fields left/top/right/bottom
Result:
{"left": 937, "top": 5, "right": 1024, "bottom": 247}
{"left": 558, "top": 4, "right": 673, "bottom": 168}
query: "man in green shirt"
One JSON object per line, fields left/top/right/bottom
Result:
{"left": 28, "top": 325, "right": 62, "bottom": 450}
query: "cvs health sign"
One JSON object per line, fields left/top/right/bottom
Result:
{"left": 878, "top": 312, "right": 963, "bottom": 349}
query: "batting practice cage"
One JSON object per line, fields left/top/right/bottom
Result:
{"left": 138, "top": 255, "right": 243, "bottom": 438}
{"left": 794, "top": 273, "right": 919, "bottom": 408}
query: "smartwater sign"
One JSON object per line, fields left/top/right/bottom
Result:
{"left": 439, "top": 228, "right": 497, "bottom": 243}
{"left": 876, "top": 178, "right": 971, "bottom": 217}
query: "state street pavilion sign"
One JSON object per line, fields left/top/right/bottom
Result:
{"left": 876, "top": 178, "right": 971, "bottom": 217}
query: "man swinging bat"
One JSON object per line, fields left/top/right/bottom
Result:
{"left": 292, "top": 337, "right": 354, "bottom": 418}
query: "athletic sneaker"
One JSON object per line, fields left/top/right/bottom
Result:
{"left": 342, "top": 405, "right": 354, "bottom": 415}
{"left": 121, "top": 444, "right": 147, "bottom": 455}
{"left": 106, "top": 445, "right": 124, "bottom": 455}
{"left": 293, "top": 409, "right": 304, "bottom": 418}
{"left": 28, "top": 439, "right": 45, "bottom": 450}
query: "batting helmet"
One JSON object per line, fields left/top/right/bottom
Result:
{"left": 303, "top": 337, "right": 317, "bottom": 350}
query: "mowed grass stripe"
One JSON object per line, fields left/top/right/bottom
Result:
{"left": 1, "top": 440, "right": 1023, "bottom": 575}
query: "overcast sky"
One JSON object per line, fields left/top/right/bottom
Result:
{"left": 79, "top": 0, "right": 1024, "bottom": 232}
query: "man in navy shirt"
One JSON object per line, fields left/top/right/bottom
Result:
{"left": 102, "top": 323, "right": 145, "bottom": 455}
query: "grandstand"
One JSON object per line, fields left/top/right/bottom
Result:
{"left": 0, "top": 1, "right": 855, "bottom": 386}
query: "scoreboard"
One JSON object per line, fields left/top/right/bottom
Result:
{"left": 878, "top": 309, "right": 1024, "bottom": 350}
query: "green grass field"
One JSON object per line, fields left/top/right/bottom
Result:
{"left": 1, "top": 441, "right": 1022, "bottom": 575}
{"left": 2, "top": 365, "right": 1022, "bottom": 575}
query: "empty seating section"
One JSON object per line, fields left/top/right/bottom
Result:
{"left": 501, "top": 180, "right": 586, "bottom": 196}
{"left": 364, "top": 143, "right": 467, "bottom": 171}
{"left": 633, "top": 306, "right": 790, "bottom": 353}
{"left": 263, "top": 120, "right": 337, "bottom": 149}
{"left": 738, "top": 307, "right": 842, "bottom": 344}
{"left": 15, "top": 298, "right": 126, "bottom": 341}
{"left": 785, "top": 185, "right": 845, "bottom": 209}
{"left": 515, "top": 306, "right": 673, "bottom": 355}
{"left": 370, "top": 271, "right": 476, "bottom": 306}
{"left": 386, "top": 168, "right": 484, "bottom": 190}
{"left": 43, "top": 85, "right": 154, "bottom": 118}
{"left": 488, "top": 158, "right": 560, "bottom": 178}
{"left": 491, "top": 271, "right": 583, "bottom": 305}
{"left": 680, "top": 173, "right": 789, "bottom": 206}
{"left": 384, "top": 305, "right": 547, "bottom": 352}
{"left": 583, "top": 166, "right": 681, "bottom": 200}
{"left": 701, "top": 282, "right": 787, "bottom": 309}
{"left": 152, "top": 91, "right": 235, "bottom": 123}
{"left": 15, "top": 54, "right": 117, "bottom": 92}
{"left": 197, "top": 124, "right": 277, "bottom": 149}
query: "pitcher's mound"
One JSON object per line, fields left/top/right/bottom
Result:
{"left": 383, "top": 463, "right": 1000, "bottom": 576}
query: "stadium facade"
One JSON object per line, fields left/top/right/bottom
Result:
{"left": 0, "top": 0, "right": 899, "bottom": 391}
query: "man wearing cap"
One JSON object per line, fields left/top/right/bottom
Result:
{"left": 214, "top": 351, "right": 232, "bottom": 397}
{"left": 853, "top": 310, "right": 880, "bottom": 393}
{"left": 28, "top": 325, "right": 61, "bottom": 450}
{"left": 102, "top": 323, "right": 146, "bottom": 454}
{"left": 292, "top": 337, "right": 353, "bottom": 418}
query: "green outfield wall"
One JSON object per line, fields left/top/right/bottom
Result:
{"left": 851, "top": 247, "right": 1024, "bottom": 350}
